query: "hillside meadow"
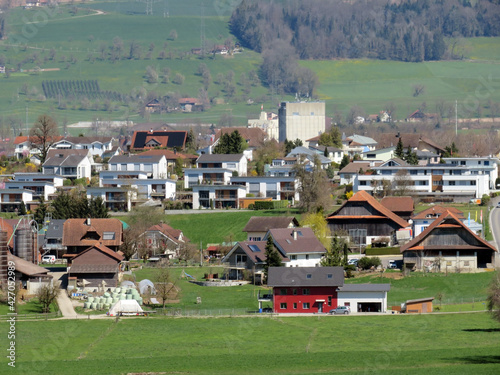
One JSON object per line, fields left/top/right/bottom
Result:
{"left": 2, "top": 313, "right": 499, "bottom": 374}
{"left": 0, "top": 1, "right": 499, "bottom": 130}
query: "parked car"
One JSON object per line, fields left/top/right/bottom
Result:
{"left": 388, "top": 260, "right": 397, "bottom": 269}
{"left": 41, "top": 255, "right": 56, "bottom": 264}
{"left": 329, "top": 306, "right": 351, "bottom": 315}
{"left": 348, "top": 258, "right": 359, "bottom": 266}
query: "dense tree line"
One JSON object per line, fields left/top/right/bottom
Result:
{"left": 230, "top": 0, "right": 500, "bottom": 62}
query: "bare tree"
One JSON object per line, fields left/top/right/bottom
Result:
{"left": 154, "top": 267, "right": 179, "bottom": 309}
{"left": 487, "top": 271, "right": 500, "bottom": 323}
{"left": 412, "top": 84, "right": 426, "bottom": 97}
{"left": 36, "top": 282, "right": 60, "bottom": 313}
{"left": 29, "top": 114, "right": 59, "bottom": 164}
{"left": 393, "top": 170, "right": 414, "bottom": 196}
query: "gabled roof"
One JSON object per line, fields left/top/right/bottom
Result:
{"left": 53, "top": 136, "right": 113, "bottom": 146}
{"left": 327, "top": 191, "right": 410, "bottom": 229}
{"left": 344, "top": 134, "right": 378, "bottom": 146}
{"left": 339, "top": 161, "right": 379, "bottom": 174}
{"left": 243, "top": 216, "right": 299, "bottom": 233}
{"left": 44, "top": 219, "right": 66, "bottom": 240}
{"left": 130, "top": 130, "right": 187, "bottom": 150}
{"left": 8, "top": 252, "right": 51, "bottom": 277}
{"left": 287, "top": 147, "right": 331, "bottom": 164}
{"left": 63, "top": 218, "right": 122, "bottom": 247}
{"left": 377, "top": 133, "right": 445, "bottom": 152}
{"left": 43, "top": 149, "right": 90, "bottom": 167}
{"left": 72, "top": 242, "right": 124, "bottom": 262}
{"left": 267, "top": 266, "right": 344, "bottom": 287}
{"left": 214, "top": 127, "right": 266, "bottom": 148}
{"left": 14, "top": 135, "right": 63, "bottom": 145}
{"left": 378, "top": 158, "right": 408, "bottom": 167}
{"left": 223, "top": 241, "right": 290, "bottom": 264}
{"left": 400, "top": 210, "right": 497, "bottom": 253}
{"left": 412, "top": 205, "right": 464, "bottom": 220}
{"left": 137, "top": 149, "right": 198, "bottom": 161}
{"left": 309, "top": 145, "right": 343, "bottom": 153}
{"left": 267, "top": 228, "right": 326, "bottom": 255}
{"left": 146, "top": 223, "right": 188, "bottom": 243}
{"left": 380, "top": 196, "right": 414, "bottom": 213}
{"left": 197, "top": 154, "right": 245, "bottom": 163}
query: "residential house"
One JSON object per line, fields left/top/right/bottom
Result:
{"left": 264, "top": 157, "right": 298, "bottom": 177}
{"left": 411, "top": 205, "right": 464, "bottom": 237}
{"left": 141, "top": 223, "right": 189, "bottom": 259}
{"left": 137, "top": 148, "right": 197, "bottom": 178}
{"left": 400, "top": 210, "right": 498, "bottom": 272}
{"left": 342, "top": 134, "right": 378, "bottom": 157}
{"left": 287, "top": 146, "right": 331, "bottom": 169}
{"left": 42, "top": 149, "right": 93, "bottom": 180}
{"left": 108, "top": 154, "right": 168, "bottom": 179}
{"left": 265, "top": 266, "right": 390, "bottom": 314}
{"left": 377, "top": 133, "right": 444, "bottom": 162}
{"left": 50, "top": 136, "right": 115, "bottom": 158}
{"left": 223, "top": 227, "right": 326, "bottom": 281}
{"left": 183, "top": 153, "right": 247, "bottom": 189}
{"left": 13, "top": 135, "right": 64, "bottom": 160}
{"left": 179, "top": 98, "right": 203, "bottom": 112}
{"left": 230, "top": 175, "right": 299, "bottom": 203}
{"left": 406, "top": 109, "right": 439, "bottom": 123}
{"left": 63, "top": 218, "right": 123, "bottom": 255}
{"left": 380, "top": 196, "right": 414, "bottom": 221}
{"left": 191, "top": 184, "right": 247, "bottom": 209}
{"left": 67, "top": 243, "right": 123, "bottom": 290}
{"left": 354, "top": 156, "right": 499, "bottom": 199}
{"left": 326, "top": 190, "right": 410, "bottom": 246}
{"left": 308, "top": 145, "right": 344, "bottom": 164}
{"left": 129, "top": 130, "right": 187, "bottom": 151}
{"left": 42, "top": 219, "right": 66, "bottom": 258}
{"left": 361, "top": 146, "right": 396, "bottom": 163}
{"left": 243, "top": 216, "right": 300, "bottom": 241}
{"left": 248, "top": 111, "right": 279, "bottom": 141}
{"left": 339, "top": 161, "right": 381, "bottom": 186}
{"left": 0, "top": 189, "right": 34, "bottom": 213}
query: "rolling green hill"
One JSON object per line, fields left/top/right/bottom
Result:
{"left": 1, "top": 1, "right": 500, "bottom": 133}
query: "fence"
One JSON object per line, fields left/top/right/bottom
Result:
{"left": 151, "top": 307, "right": 261, "bottom": 317}
{"left": 0, "top": 312, "right": 61, "bottom": 320}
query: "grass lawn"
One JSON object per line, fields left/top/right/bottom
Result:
{"left": 0, "top": 297, "right": 58, "bottom": 315}
{"left": 3, "top": 313, "right": 500, "bottom": 374}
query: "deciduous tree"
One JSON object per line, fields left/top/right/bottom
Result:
{"left": 29, "top": 114, "right": 59, "bottom": 165}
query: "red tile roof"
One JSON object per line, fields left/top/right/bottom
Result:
{"left": 268, "top": 228, "right": 326, "bottom": 255}
{"left": 380, "top": 196, "right": 414, "bottom": 213}
{"left": 412, "top": 205, "right": 464, "bottom": 220}
{"left": 63, "top": 218, "right": 123, "bottom": 247}
{"left": 146, "top": 223, "right": 188, "bottom": 243}
{"left": 214, "top": 127, "right": 266, "bottom": 148}
{"left": 401, "top": 210, "right": 497, "bottom": 253}
{"left": 327, "top": 190, "right": 410, "bottom": 229}
{"left": 72, "top": 243, "right": 124, "bottom": 262}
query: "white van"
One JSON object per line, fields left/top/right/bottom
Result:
{"left": 42, "top": 255, "right": 56, "bottom": 264}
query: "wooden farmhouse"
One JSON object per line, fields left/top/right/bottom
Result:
{"left": 401, "top": 210, "right": 498, "bottom": 272}
{"left": 326, "top": 191, "right": 410, "bottom": 246}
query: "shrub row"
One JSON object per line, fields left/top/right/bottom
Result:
{"left": 251, "top": 200, "right": 289, "bottom": 210}
{"left": 365, "top": 247, "right": 401, "bottom": 256}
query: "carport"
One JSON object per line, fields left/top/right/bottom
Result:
{"left": 337, "top": 284, "right": 390, "bottom": 313}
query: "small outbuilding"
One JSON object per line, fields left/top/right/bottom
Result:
{"left": 337, "top": 283, "right": 391, "bottom": 313}
{"left": 404, "top": 297, "right": 434, "bottom": 313}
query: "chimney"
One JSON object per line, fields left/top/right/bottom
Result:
{"left": 150, "top": 128, "right": 153, "bottom": 133}
{"left": 86, "top": 218, "right": 91, "bottom": 226}
{"left": 293, "top": 230, "right": 297, "bottom": 241}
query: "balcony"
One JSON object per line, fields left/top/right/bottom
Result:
{"left": 258, "top": 291, "right": 272, "bottom": 302}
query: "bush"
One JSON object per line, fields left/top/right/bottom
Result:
{"left": 365, "top": 247, "right": 400, "bottom": 256}
{"left": 358, "top": 256, "right": 382, "bottom": 270}
{"left": 481, "top": 194, "right": 490, "bottom": 206}
{"left": 253, "top": 200, "right": 289, "bottom": 210}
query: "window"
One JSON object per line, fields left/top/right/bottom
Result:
{"left": 359, "top": 181, "right": 367, "bottom": 186}
{"left": 328, "top": 296, "right": 332, "bottom": 306}
{"left": 484, "top": 160, "right": 490, "bottom": 166}
{"left": 303, "top": 302, "right": 310, "bottom": 309}
{"left": 280, "top": 288, "right": 287, "bottom": 295}
{"left": 236, "top": 255, "right": 247, "bottom": 263}
{"left": 449, "top": 181, "right": 456, "bottom": 186}
{"left": 293, "top": 303, "right": 297, "bottom": 309}
{"left": 290, "top": 255, "right": 297, "bottom": 260}
{"left": 327, "top": 274, "right": 333, "bottom": 279}
{"left": 464, "top": 261, "right": 470, "bottom": 267}
{"left": 293, "top": 289, "right": 297, "bottom": 295}
{"left": 461, "top": 161, "right": 466, "bottom": 165}
{"left": 470, "top": 180, "right": 476, "bottom": 186}
{"left": 280, "top": 303, "right": 287, "bottom": 309}
{"left": 303, "top": 288, "right": 310, "bottom": 295}
{"left": 306, "top": 274, "right": 312, "bottom": 279}
{"left": 305, "top": 254, "right": 309, "bottom": 260}
{"left": 344, "top": 302, "right": 350, "bottom": 307}
{"left": 103, "top": 232, "right": 115, "bottom": 240}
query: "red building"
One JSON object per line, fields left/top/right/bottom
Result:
{"left": 267, "top": 267, "right": 344, "bottom": 313}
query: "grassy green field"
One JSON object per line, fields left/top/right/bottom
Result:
{"left": 1, "top": 1, "right": 500, "bottom": 131}
{"left": 2, "top": 313, "right": 499, "bottom": 374}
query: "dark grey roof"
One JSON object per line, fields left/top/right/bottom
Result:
{"left": 337, "top": 284, "right": 391, "bottom": 292}
{"left": 69, "top": 264, "right": 119, "bottom": 274}
{"left": 109, "top": 154, "right": 164, "bottom": 163}
{"left": 45, "top": 219, "right": 66, "bottom": 240}
{"left": 197, "top": 154, "right": 245, "bottom": 163}
{"left": 43, "top": 149, "right": 89, "bottom": 167}
{"left": 309, "top": 145, "right": 343, "bottom": 153}
{"left": 267, "top": 267, "right": 344, "bottom": 287}
{"left": 243, "top": 216, "right": 299, "bottom": 233}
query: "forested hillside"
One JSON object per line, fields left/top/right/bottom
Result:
{"left": 231, "top": 0, "right": 500, "bottom": 62}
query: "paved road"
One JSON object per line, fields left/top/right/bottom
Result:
{"left": 489, "top": 202, "right": 500, "bottom": 251}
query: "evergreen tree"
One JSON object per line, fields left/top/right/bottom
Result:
{"left": 339, "top": 154, "right": 350, "bottom": 170}
{"left": 213, "top": 130, "right": 245, "bottom": 154}
{"left": 33, "top": 198, "right": 48, "bottom": 225}
{"left": 404, "top": 147, "right": 418, "bottom": 165}
{"left": 89, "top": 197, "right": 109, "bottom": 218}
{"left": 321, "top": 237, "right": 348, "bottom": 267}
{"left": 19, "top": 201, "right": 27, "bottom": 216}
{"left": 395, "top": 137, "right": 405, "bottom": 159}
{"left": 264, "top": 236, "right": 282, "bottom": 280}
{"left": 174, "top": 157, "right": 184, "bottom": 177}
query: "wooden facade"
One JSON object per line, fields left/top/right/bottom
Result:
{"left": 405, "top": 298, "right": 434, "bottom": 314}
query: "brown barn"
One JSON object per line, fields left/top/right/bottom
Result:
{"left": 68, "top": 243, "right": 123, "bottom": 289}
{"left": 401, "top": 210, "right": 497, "bottom": 272}
{"left": 405, "top": 297, "right": 434, "bottom": 313}
{"left": 326, "top": 191, "right": 410, "bottom": 246}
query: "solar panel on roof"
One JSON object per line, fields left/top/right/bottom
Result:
{"left": 248, "top": 245, "right": 261, "bottom": 252}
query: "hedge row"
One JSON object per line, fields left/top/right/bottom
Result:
{"left": 365, "top": 247, "right": 401, "bottom": 256}
{"left": 251, "top": 200, "right": 289, "bottom": 210}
